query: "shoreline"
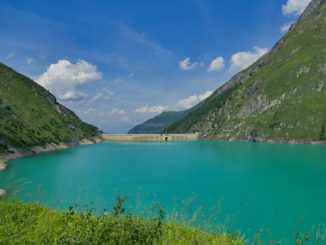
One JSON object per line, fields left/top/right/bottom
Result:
{"left": 0, "top": 160, "right": 7, "bottom": 172}
{"left": 202, "top": 135, "right": 326, "bottom": 145}
{"left": 0, "top": 136, "right": 103, "bottom": 173}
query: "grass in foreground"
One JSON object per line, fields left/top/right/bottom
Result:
{"left": 0, "top": 197, "right": 244, "bottom": 245}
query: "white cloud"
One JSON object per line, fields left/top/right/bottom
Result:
{"left": 207, "top": 57, "right": 225, "bottom": 72}
{"left": 134, "top": 105, "right": 168, "bottom": 113}
{"left": 96, "top": 109, "right": 128, "bottom": 123}
{"left": 35, "top": 59, "right": 102, "bottom": 100}
{"left": 281, "top": 22, "right": 294, "bottom": 32}
{"left": 102, "top": 88, "right": 114, "bottom": 99}
{"left": 90, "top": 93, "right": 104, "bottom": 102}
{"left": 108, "top": 108, "right": 125, "bottom": 116}
{"left": 282, "top": 0, "right": 311, "bottom": 15}
{"left": 229, "top": 46, "right": 268, "bottom": 72}
{"left": 121, "top": 116, "right": 129, "bottom": 122}
{"left": 179, "top": 58, "right": 198, "bottom": 70}
{"left": 114, "top": 77, "right": 123, "bottom": 83}
{"left": 103, "top": 88, "right": 114, "bottom": 96}
{"left": 60, "top": 90, "right": 88, "bottom": 100}
{"left": 88, "top": 89, "right": 114, "bottom": 104}
{"left": 26, "top": 58, "right": 33, "bottom": 64}
{"left": 176, "top": 90, "right": 213, "bottom": 109}
{"left": 81, "top": 107, "right": 97, "bottom": 115}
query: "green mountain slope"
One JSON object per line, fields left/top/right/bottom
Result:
{"left": 128, "top": 110, "right": 188, "bottom": 134}
{"left": 164, "top": 0, "right": 326, "bottom": 143}
{"left": 0, "top": 62, "right": 101, "bottom": 154}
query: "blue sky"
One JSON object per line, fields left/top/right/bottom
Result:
{"left": 0, "top": 0, "right": 311, "bottom": 133}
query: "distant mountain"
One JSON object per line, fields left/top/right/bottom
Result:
{"left": 163, "top": 0, "right": 326, "bottom": 143}
{"left": 128, "top": 110, "right": 188, "bottom": 134}
{"left": 0, "top": 62, "right": 101, "bottom": 154}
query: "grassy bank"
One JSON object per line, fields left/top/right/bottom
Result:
{"left": 0, "top": 199, "right": 244, "bottom": 245}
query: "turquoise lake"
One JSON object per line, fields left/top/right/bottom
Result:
{"left": 1, "top": 140, "right": 326, "bottom": 243}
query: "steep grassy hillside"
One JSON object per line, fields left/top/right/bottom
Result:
{"left": 128, "top": 111, "right": 188, "bottom": 134}
{"left": 164, "top": 0, "right": 326, "bottom": 143}
{"left": 0, "top": 62, "right": 101, "bottom": 153}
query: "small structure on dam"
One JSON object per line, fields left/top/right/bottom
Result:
{"left": 102, "top": 133, "right": 198, "bottom": 142}
{"left": 0, "top": 189, "right": 6, "bottom": 198}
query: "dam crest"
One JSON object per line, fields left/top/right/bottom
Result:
{"left": 102, "top": 134, "right": 198, "bottom": 141}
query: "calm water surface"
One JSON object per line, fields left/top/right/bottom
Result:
{"left": 1, "top": 140, "right": 326, "bottom": 242}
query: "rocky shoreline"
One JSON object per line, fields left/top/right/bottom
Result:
{"left": 201, "top": 135, "right": 326, "bottom": 145}
{"left": 0, "top": 136, "right": 103, "bottom": 173}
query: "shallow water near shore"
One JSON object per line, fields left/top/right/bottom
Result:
{"left": 1, "top": 140, "right": 326, "bottom": 242}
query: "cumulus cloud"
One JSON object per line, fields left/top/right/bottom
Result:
{"left": 179, "top": 58, "right": 198, "bottom": 70}
{"left": 282, "top": 0, "right": 311, "bottom": 15}
{"left": 281, "top": 22, "right": 294, "bottom": 32}
{"left": 229, "top": 47, "right": 268, "bottom": 72}
{"left": 134, "top": 105, "right": 168, "bottom": 113}
{"left": 207, "top": 57, "right": 225, "bottom": 72}
{"left": 35, "top": 59, "right": 102, "bottom": 100}
{"left": 176, "top": 90, "right": 213, "bottom": 109}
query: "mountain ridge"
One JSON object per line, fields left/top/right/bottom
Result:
{"left": 0, "top": 62, "right": 102, "bottom": 162}
{"left": 128, "top": 110, "right": 188, "bottom": 134}
{"left": 163, "top": 0, "right": 326, "bottom": 144}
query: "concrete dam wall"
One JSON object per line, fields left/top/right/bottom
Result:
{"left": 102, "top": 134, "right": 198, "bottom": 142}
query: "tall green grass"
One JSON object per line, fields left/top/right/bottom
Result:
{"left": 0, "top": 194, "right": 244, "bottom": 245}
